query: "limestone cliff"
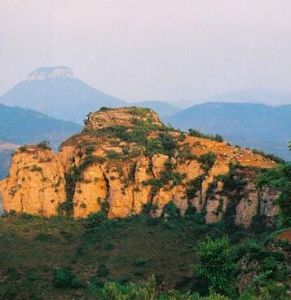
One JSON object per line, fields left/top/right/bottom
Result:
{"left": 0, "top": 107, "right": 279, "bottom": 227}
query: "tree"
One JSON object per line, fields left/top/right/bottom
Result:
{"left": 258, "top": 163, "right": 291, "bottom": 226}
{"left": 195, "top": 236, "right": 236, "bottom": 295}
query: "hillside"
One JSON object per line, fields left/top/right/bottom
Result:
{"left": 0, "top": 103, "right": 81, "bottom": 178}
{"left": 0, "top": 67, "right": 126, "bottom": 123}
{"left": 0, "top": 103, "right": 81, "bottom": 146}
{"left": 167, "top": 102, "right": 291, "bottom": 160}
{"left": 0, "top": 107, "right": 278, "bottom": 228}
{"left": 0, "top": 107, "right": 290, "bottom": 299}
{"left": 0, "top": 212, "right": 289, "bottom": 299}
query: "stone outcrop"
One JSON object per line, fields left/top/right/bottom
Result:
{"left": 0, "top": 107, "right": 279, "bottom": 226}
{"left": 0, "top": 146, "right": 66, "bottom": 216}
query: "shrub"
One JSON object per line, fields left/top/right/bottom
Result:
{"left": 162, "top": 201, "right": 180, "bottom": 219}
{"left": 18, "top": 144, "right": 28, "bottom": 152}
{"left": 196, "top": 235, "right": 236, "bottom": 295}
{"left": 96, "top": 263, "right": 109, "bottom": 277}
{"left": 188, "top": 129, "right": 224, "bottom": 142}
{"left": 252, "top": 149, "right": 285, "bottom": 164}
{"left": 85, "top": 211, "right": 107, "bottom": 229}
{"left": 106, "top": 150, "right": 123, "bottom": 160}
{"left": 30, "top": 165, "right": 42, "bottom": 172}
{"left": 132, "top": 258, "right": 147, "bottom": 267}
{"left": 53, "top": 268, "right": 81, "bottom": 288}
{"left": 186, "top": 175, "right": 205, "bottom": 199}
{"left": 85, "top": 145, "right": 95, "bottom": 155}
{"left": 198, "top": 152, "right": 216, "bottom": 171}
{"left": 37, "top": 140, "right": 51, "bottom": 150}
{"left": 257, "top": 163, "right": 291, "bottom": 226}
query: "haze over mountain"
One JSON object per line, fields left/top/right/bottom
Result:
{"left": 0, "top": 103, "right": 81, "bottom": 178}
{"left": 0, "top": 66, "right": 184, "bottom": 122}
{"left": 132, "top": 101, "right": 181, "bottom": 117}
{"left": 0, "top": 67, "right": 126, "bottom": 123}
{"left": 201, "top": 89, "right": 291, "bottom": 106}
{"left": 167, "top": 102, "right": 291, "bottom": 161}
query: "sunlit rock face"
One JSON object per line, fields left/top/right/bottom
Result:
{"left": 0, "top": 107, "right": 279, "bottom": 226}
{"left": 27, "top": 66, "right": 74, "bottom": 81}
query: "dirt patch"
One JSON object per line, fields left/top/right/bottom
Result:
{"left": 277, "top": 230, "right": 291, "bottom": 241}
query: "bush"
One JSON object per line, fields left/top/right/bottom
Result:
{"left": 186, "top": 175, "right": 205, "bottom": 199}
{"left": 96, "top": 263, "right": 109, "bottom": 277}
{"left": 90, "top": 276, "right": 229, "bottom": 299}
{"left": 85, "top": 145, "right": 95, "bottom": 155}
{"left": 53, "top": 268, "right": 72, "bottom": 288}
{"left": 196, "top": 235, "right": 236, "bottom": 295}
{"left": 188, "top": 129, "right": 224, "bottom": 142}
{"left": 106, "top": 150, "right": 123, "bottom": 160}
{"left": 198, "top": 152, "right": 216, "bottom": 171}
{"left": 132, "top": 258, "right": 146, "bottom": 267}
{"left": 162, "top": 201, "right": 181, "bottom": 219}
{"left": 37, "top": 140, "right": 51, "bottom": 150}
{"left": 252, "top": 149, "right": 285, "bottom": 164}
{"left": 53, "top": 268, "right": 81, "bottom": 289}
{"left": 85, "top": 212, "right": 107, "bottom": 229}
{"left": 258, "top": 163, "right": 291, "bottom": 226}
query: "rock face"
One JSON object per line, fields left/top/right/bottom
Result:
{"left": 0, "top": 107, "right": 279, "bottom": 227}
{"left": 0, "top": 146, "right": 66, "bottom": 216}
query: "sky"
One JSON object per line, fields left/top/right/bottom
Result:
{"left": 1, "top": 0, "right": 291, "bottom": 105}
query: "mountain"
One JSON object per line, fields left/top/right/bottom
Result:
{"left": 0, "top": 103, "right": 81, "bottom": 146}
{"left": 204, "top": 89, "right": 291, "bottom": 105}
{"left": 0, "top": 107, "right": 278, "bottom": 228}
{"left": 167, "top": 102, "right": 291, "bottom": 160}
{"left": 132, "top": 100, "right": 181, "bottom": 117}
{"left": 0, "top": 103, "right": 81, "bottom": 178}
{"left": 0, "top": 66, "right": 126, "bottom": 123}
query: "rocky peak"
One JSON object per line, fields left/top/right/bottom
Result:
{"left": 27, "top": 66, "right": 74, "bottom": 81}
{"left": 84, "top": 107, "right": 163, "bottom": 130}
{"left": 0, "top": 107, "right": 279, "bottom": 227}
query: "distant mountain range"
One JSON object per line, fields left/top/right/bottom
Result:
{"left": 200, "top": 89, "right": 291, "bottom": 105}
{"left": 0, "top": 103, "right": 81, "bottom": 178}
{"left": 167, "top": 102, "right": 291, "bottom": 160}
{"left": 0, "top": 103, "right": 81, "bottom": 146}
{"left": 0, "top": 67, "right": 180, "bottom": 123}
{"left": 0, "top": 67, "right": 126, "bottom": 123}
{"left": 0, "top": 66, "right": 291, "bottom": 162}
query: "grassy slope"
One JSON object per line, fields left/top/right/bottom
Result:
{"left": 0, "top": 214, "right": 289, "bottom": 300}
{"left": 0, "top": 215, "right": 200, "bottom": 299}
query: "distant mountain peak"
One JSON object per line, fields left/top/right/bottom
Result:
{"left": 27, "top": 66, "right": 74, "bottom": 81}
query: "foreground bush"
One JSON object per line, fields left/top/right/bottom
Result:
{"left": 195, "top": 236, "right": 236, "bottom": 295}
{"left": 89, "top": 276, "right": 229, "bottom": 300}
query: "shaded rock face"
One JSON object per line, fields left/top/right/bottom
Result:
{"left": 0, "top": 107, "right": 279, "bottom": 226}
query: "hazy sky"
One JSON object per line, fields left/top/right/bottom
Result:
{"left": 1, "top": 0, "right": 291, "bottom": 104}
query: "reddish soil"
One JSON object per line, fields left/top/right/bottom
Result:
{"left": 277, "top": 230, "right": 291, "bottom": 242}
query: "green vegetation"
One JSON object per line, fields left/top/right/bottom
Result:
{"left": 59, "top": 156, "right": 107, "bottom": 215}
{"left": 36, "top": 140, "right": 51, "bottom": 150}
{"left": 0, "top": 212, "right": 289, "bottom": 299}
{"left": 188, "top": 129, "right": 224, "bottom": 142}
{"left": 198, "top": 152, "right": 216, "bottom": 171}
{"left": 128, "top": 106, "right": 151, "bottom": 117}
{"left": 106, "top": 150, "right": 123, "bottom": 160}
{"left": 186, "top": 175, "right": 205, "bottom": 199}
{"left": 258, "top": 163, "right": 291, "bottom": 226}
{"left": 143, "top": 159, "right": 185, "bottom": 196}
{"left": 195, "top": 236, "right": 236, "bottom": 295}
{"left": 252, "top": 149, "right": 285, "bottom": 164}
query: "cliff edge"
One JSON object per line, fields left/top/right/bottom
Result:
{"left": 0, "top": 107, "right": 279, "bottom": 227}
